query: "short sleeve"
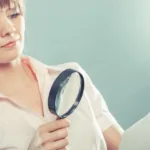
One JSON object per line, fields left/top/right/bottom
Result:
{"left": 46, "top": 62, "right": 120, "bottom": 132}
{"left": 74, "top": 63, "right": 120, "bottom": 131}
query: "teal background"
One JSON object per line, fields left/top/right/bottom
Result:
{"left": 24, "top": 0, "right": 150, "bottom": 129}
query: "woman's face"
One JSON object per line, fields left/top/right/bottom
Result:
{"left": 0, "top": 0, "right": 25, "bottom": 64}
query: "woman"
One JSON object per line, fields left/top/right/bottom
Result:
{"left": 0, "top": 0, "right": 123, "bottom": 150}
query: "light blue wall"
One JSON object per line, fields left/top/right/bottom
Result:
{"left": 25, "top": 0, "right": 150, "bottom": 129}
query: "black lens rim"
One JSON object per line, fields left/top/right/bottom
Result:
{"left": 48, "top": 69, "right": 84, "bottom": 118}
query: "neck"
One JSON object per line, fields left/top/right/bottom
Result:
{"left": 0, "top": 58, "right": 21, "bottom": 72}
{"left": 0, "top": 57, "right": 36, "bottom": 97}
{"left": 0, "top": 58, "right": 28, "bottom": 84}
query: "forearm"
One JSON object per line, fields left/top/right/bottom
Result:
{"left": 103, "top": 125, "right": 124, "bottom": 150}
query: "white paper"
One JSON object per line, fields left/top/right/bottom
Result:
{"left": 119, "top": 113, "right": 150, "bottom": 150}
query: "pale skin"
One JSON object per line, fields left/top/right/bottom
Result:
{"left": 0, "top": 0, "right": 123, "bottom": 150}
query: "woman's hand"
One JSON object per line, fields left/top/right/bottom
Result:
{"left": 28, "top": 119, "right": 70, "bottom": 150}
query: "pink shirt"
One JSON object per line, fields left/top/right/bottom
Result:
{"left": 0, "top": 56, "right": 119, "bottom": 150}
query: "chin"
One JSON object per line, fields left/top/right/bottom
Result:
{"left": 0, "top": 47, "right": 23, "bottom": 64}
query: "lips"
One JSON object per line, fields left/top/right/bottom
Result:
{"left": 1, "top": 41, "right": 17, "bottom": 49}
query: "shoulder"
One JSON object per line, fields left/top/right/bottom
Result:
{"left": 24, "top": 55, "right": 84, "bottom": 76}
{"left": 46, "top": 62, "right": 83, "bottom": 75}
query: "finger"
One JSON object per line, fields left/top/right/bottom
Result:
{"left": 41, "top": 128, "right": 68, "bottom": 144}
{"left": 43, "top": 138, "right": 69, "bottom": 150}
{"left": 40, "top": 119, "right": 70, "bottom": 133}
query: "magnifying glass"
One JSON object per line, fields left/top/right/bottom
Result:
{"left": 48, "top": 69, "right": 85, "bottom": 119}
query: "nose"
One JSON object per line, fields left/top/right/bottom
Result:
{"left": 0, "top": 17, "right": 16, "bottom": 38}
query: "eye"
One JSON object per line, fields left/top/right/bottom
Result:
{"left": 9, "top": 13, "right": 20, "bottom": 19}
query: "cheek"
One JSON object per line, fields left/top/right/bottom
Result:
{"left": 13, "top": 16, "right": 25, "bottom": 41}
